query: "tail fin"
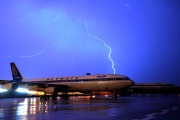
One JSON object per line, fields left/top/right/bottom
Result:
{"left": 10, "top": 62, "right": 23, "bottom": 81}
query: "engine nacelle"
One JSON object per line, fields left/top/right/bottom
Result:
{"left": 43, "top": 87, "right": 55, "bottom": 94}
{"left": 1, "top": 83, "right": 18, "bottom": 91}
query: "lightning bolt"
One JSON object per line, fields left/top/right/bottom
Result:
{"left": 1, "top": 10, "right": 116, "bottom": 74}
{"left": 0, "top": 10, "right": 62, "bottom": 59}
{"left": 68, "top": 45, "right": 77, "bottom": 65}
{"left": 84, "top": 23, "right": 115, "bottom": 74}
{"left": 0, "top": 41, "right": 60, "bottom": 58}
{"left": 120, "top": 0, "right": 130, "bottom": 9}
{"left": 0, "top": 14, "right": 32, "bottom": 22}
{"left": 0, "top": 10, "right": 61, "bottom": 23}
{"left": 64, "top": 45, "right": 77, "bottom": 74}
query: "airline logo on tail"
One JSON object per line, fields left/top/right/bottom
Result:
{"left": 12, "top": 64, "right": 18, "bottom": 76}
{"left": 10, "top": 62, "right": 23, "bottom": 81}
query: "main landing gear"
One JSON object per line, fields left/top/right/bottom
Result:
{"left": 40, "top": 91, "right": 58, "bottom": 100}
{"left": 60, "top": 92, "right": 70, "bottom": 99}
{"left": 40, "top": 94, "right": 50, "bottom": 100}
{"left": 52, "top": 91, "right": 58, "bottom": 100}
{"left": 112, "top": 91, "right": 118, "bottom": 99}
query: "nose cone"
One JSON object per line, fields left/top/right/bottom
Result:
{"left": 130, "top": 80, "right": 135, "bottom": 86}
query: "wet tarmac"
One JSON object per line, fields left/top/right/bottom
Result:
{"left": 0, "top": 94, "right": 180, "bottom": 120}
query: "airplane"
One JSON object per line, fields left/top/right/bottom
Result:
{"left": 124, "top": 82, "right": 179, "bottom": 96}
{"left": 0, "top": 62, "right": 134, "bottom": 99}
{"left": 131, "top": 82, "right": 177, "bottom": 94}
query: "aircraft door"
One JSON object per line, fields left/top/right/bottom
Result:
{"left": 105, "top": 79, "right": 110, "bottom": 90}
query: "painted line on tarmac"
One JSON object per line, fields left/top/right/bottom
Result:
{"left": 159, "top": 109, "right": 169, "bottom": 114}
{"left": 132, "top": 106, "right": 180, "bottom": 120}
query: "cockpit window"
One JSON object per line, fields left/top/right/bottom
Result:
{"left": 124, "top": 77, "right": 130, "bottom": 80}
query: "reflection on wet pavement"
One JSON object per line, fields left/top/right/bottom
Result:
{"left": 0, "top": 95, "right": 180, "bottom": 120}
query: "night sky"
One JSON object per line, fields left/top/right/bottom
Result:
{"left": 0, "top": 0, "right": 180, "bottom": 86}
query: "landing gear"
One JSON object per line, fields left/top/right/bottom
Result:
{"left": 40, "top": 94, "right": 50, "bottom": 100}
{"left": 60, "top": 92, "right": 69, "bottom": 99}
{"left": 40, "top": 92, "right": 58, "bottom": 100}
{"left": 112, "top": 91, "right": 118, "bottom": 99}
{"left": 52, "top": 91, "right": 58, "bottom": 100}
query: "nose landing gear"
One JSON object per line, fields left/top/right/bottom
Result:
{"left": 112, "top": 91, "right": 117, "bottom": 99}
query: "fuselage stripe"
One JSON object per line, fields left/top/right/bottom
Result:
{"left": 25, "top": 79, "right": 131, "bottom": 83}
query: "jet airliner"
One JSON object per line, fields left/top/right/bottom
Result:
{"left": 0, "top": 62, "right": 134, "bottom": 99}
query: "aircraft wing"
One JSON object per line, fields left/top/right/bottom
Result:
{"left": 16, "top": 81, "right": 69, "bottom": 89}
{"left": 0, "top": 80, "right": 11, "bottom": 84}
{"left": 0, "top": 80, "right": 69, "bottom": 89}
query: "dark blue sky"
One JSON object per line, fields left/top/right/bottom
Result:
{"left": 0, "top": 0, "right": 180, "bottom": 85}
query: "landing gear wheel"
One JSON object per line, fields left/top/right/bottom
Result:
{"left": 40, "top": 94, "right": 49, "bottom": 100}
{"left": 61, "top": 92, "right": 69, "bottom": 99}
{"left": 52, "top": 91, "right": 58, "bottom": 100}
{"left": 112, "top": 91, "right": 117, "bottom": 99}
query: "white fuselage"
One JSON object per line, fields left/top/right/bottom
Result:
{"left": 20, "top": 74, "right": 134, "bottom": 93}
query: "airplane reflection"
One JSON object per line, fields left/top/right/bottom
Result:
{"left": 17, "top": 98, "right": 28, "bottom": 115}
{"left": 0, "top": 98, "right": 52, "bottom": 117}
{"left": 0, "top": 96, "right": 112, "bottom": 117}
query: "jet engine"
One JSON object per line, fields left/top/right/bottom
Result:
{"left": 1, "top": 83, "right": 18, "bottom": 91}
{"left": 43, "top": 87, "right": 55, "bottom": 94}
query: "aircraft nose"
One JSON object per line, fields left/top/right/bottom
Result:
{"left": 130, "top": 80, "right": 135, "bottom": 86}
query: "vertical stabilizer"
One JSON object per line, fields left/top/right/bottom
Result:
{"left": 10, "top": 62, "right": 23, "bottom": 81}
